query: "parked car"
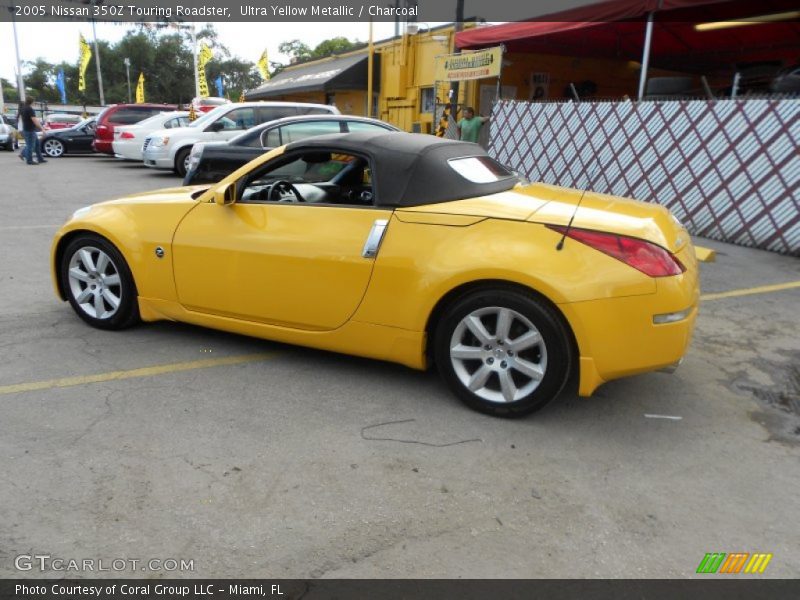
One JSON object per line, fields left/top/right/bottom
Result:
{"left": 93, "top": 103, "right": 178, "bottom": 155}
{"left": 40, "top": 118, "right": 97, "bottom": 157}
{"left": 43, "top": 113, "right": 83, "bottom": 131}
{"left": 112, "top": 111, "right": 190, "bottom": 161}
{"left": 771, "top": 64, "right": 800, "bottom": 94}
{"left": 192, "top": 96, "right": 230, "bottom": 113}
{"left": 51, "top": 132, "right": 699, "bottom": 417}
{"left": 0, "top": 119, "right": 19, "bottom": 151}
{"left": 184, "top": 115, "right": 400, "bottom": 185}
{"left": 142, "top": 101, "right": 340, "bottom": 177}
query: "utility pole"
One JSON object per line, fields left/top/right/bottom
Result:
{"left": 9, "top": 4, "right": 26, "bottom": 102}
{"left": 367, "top": 18, "right": 374, "bottom": 117}
{"left": 449, "top": 0, "right": 465, "bottom": 123}
{"left": 191, "top": 23, "right": 200, "bottom": 99}
{"left": 90, "top": 1, "right": 105, "bottom": 105}
{"left": 124, "top": 58, "right": 131, "bottom": 103}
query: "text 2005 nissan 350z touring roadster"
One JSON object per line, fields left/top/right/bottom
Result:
{"left": 51, "top": 132, "right": 699, "bottom": 417}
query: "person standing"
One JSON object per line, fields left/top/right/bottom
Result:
{"left": 456, "top": 107, "right": 490, "bottom": 143}
{"left": 19, "top": 97, "right": 46, "bottom": 165}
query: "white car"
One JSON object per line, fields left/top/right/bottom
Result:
{"left": 112, "top": 111, "right": 190, "bottom": 161}
{"left": 142, "top": 101, "right": 339, "bottom": 177}
{"left": 0, "top": 118, "right": 19, "bottom": 151}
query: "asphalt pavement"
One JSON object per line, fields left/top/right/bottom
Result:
{"left": 1, "top": 152, "right": 798, "bottom": 578}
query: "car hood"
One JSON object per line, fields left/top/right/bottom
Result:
{"left": 99, "top": 186, "right": 206, "bottom": 206}
{"left": 398, "top": 182, "right": 688, "bottom": 253}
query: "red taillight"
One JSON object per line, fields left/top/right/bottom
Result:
{"left": 548, "top": 225, "right": 685, "bottom": 277}
{"left": 120, "top": 131, "right": 135, "bottom": 139}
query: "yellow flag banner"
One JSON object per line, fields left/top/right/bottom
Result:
{"left": 258, "top": 49, "right": 270, "bottom": 81}
{"left": 135, "top": 72, "right": 145, "bottom": 103}
{"left": 197, "top": 42, "right": 213, "bottom": 98}
{"left": 434, "top": 46, "right": 503, "bottom": 82}
{"left": 78, "top": 33, "right": 92, "bottom": 92}
{"left": 198, "top": 42, "right": 213, "bottom": 68}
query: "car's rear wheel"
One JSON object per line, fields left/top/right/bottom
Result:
{"left": 174, "top": 147, "right": 190, "bottom": 177}
{"left": 61, "top": 235, "right": 140, "bottom": 330}
{"left": 43, "top": 138, "right": 65, "bottom": 157}
{"left": 434, "top": 289, "right": 572, "bottom": 417}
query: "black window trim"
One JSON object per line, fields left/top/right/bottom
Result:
{"left": 236, "top": 147, "right": 382, "bottom": 209}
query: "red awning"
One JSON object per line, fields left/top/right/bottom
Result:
{"left": 456, "top": 0, "right": 800, "bottom": 71}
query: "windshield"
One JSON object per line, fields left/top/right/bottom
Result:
{"left": 188, "top": 104, "right": 233, "bottom": 128}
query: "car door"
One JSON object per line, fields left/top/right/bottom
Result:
{"left": 72, "top": 123, "right": 96, "bottom": 151}
{"left": 59, "top": 124, "right": 91, "bottom": 152}
{"left": 171, "top": 150, "right": 392, "bottom": 330}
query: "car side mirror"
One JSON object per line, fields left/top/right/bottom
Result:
{"left": 213, "top": 182, "right": 236, "bottom": 206}
{"left": 207, "top": 121, "right": 224, "bottom": 133}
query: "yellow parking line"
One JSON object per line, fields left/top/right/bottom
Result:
{"left": 2, "top": 280, "right": 797, "bottom": 395}
{"left": 701, "top": 280, "right": 800, "bottom": 302}
{"left": 0, "top": 352, "right": 276, "bottom": 396}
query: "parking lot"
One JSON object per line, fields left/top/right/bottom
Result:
{"left": 1, "top": 152, "right": 799, "bottom": 578}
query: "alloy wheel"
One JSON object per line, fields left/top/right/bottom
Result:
{"left": 67, "top": 246, "right": 122, "bottom": 320}
{"left": 44, "top": 139, "right": 64, "bottom": 157}
{"left": 449, "top": 306, "right": 548, "bottom": 404}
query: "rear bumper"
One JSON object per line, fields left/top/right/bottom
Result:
{"left": 93, "top": 139, "right": 113, "bottom": 154}
{"left": 112, "top": 141, "right": 143, "bottom": 161}
{"left": 564, "top": 297, "right": 697, "bottom": 396}
{"left": 561, "top": 244, "right": 699, "bottom": 396}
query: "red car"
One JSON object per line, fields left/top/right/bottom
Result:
{"left": 191, "top": 96, "right": 230, "bottom": 113}
{"left": 93, "top": 103, "right": 177, "bottom": 154}
{"left": 43, "top": 113, "right": 83, "bottom": 131}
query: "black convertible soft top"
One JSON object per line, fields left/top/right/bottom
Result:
{"left": 284, "top": 131, "right": 518, "bottom": 208}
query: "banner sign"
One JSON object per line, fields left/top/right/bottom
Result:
{"left": 197, "top": 42, "right": 214, "bottom": 98}
{"left": 258, "top": 49, "right": 270, "bottom": 81}
{"left": 435, "top": 47, "right": 503, "bottom": 82}
{"left": 78, "top": 33, "right": 92, "bottom": 92}
{"left": 135, "top": 72, "right": 145, "bottom": 103}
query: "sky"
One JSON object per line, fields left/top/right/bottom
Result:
{"left": 1, "top": 20, "right": 408, "bottom": 84}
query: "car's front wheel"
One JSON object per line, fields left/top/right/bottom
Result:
{"left": 174, "top": 147, "right": 191, "bottom": 177}
{"left": 434, "top": 288, "right": 573, "bottom": 417}
{"left": 43, "top": 138, "right": 65, "bottom": 157}
{"left": 61, "top": 235, "right": 140, "bottom": 330}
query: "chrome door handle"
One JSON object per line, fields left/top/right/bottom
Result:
{"left": 362, "top": 219, "right": 389, "bottom": 258}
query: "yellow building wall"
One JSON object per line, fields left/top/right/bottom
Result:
{"left": 260, "top": 27, "right": 699, "bottom": 134}
{"left": 377, "top": 25, "right": 478, "bottom": 133}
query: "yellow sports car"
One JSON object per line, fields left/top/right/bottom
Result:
{"left": 51, "top": 132, "right": 699, "bottom": 417}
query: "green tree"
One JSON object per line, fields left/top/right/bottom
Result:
{"left": 2, "top": 77, "right": 20, "bottom": 104}
{"left": 11, "top": 24, "right": 257, "bottom": 106}
{"left": 278, "top": 40, "right": 312, "bottom": 63}
{"left": 311, "top": 37, "right": 361, "bottom": 59}
{"left": 274, "top": 37, "right": 361, "bottom": 75}
{"left": 207, "top": 58, "right": 261, "bottom": 101}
